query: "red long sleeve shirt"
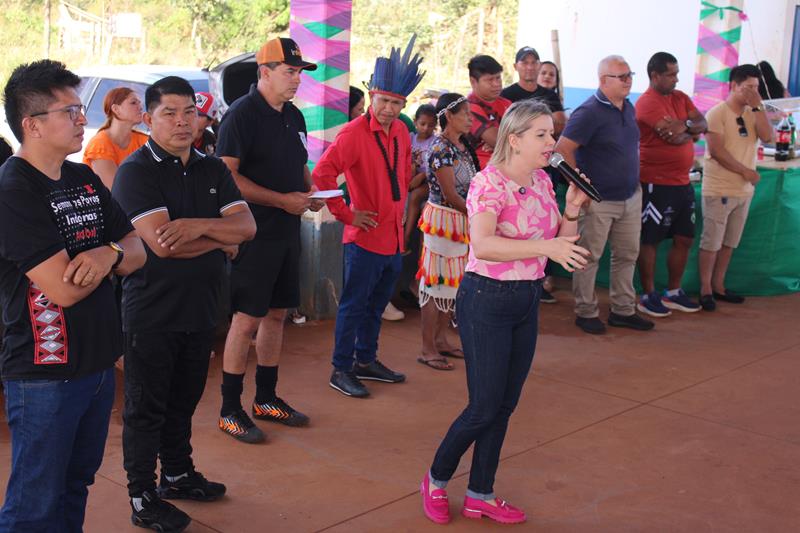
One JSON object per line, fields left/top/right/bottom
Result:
{"left": 312, "top": 113, "right": 412, "bottom": 255}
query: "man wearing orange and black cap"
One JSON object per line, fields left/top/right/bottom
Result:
{"left": 216, "top": 37, "right": 322, "bottom": 443}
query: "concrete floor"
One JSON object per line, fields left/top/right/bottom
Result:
{"left": 2, "top": 281, "right": 800, "bottom": 532}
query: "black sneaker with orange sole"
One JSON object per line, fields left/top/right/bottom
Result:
{"left": 219, "top": 408, "right": 265, "bottom": 444}
{"left": 252, "top": 397, "right": 310, "bottom": 427}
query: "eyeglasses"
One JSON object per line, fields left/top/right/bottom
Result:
{"left": 736, "top": 116, "right": 748, "bottom": 137}
{"left": 29, "top": 104, "right": 86, "bottom": 122}
{"left": 436, "top": 96, "right": 468, "bottom": 118}
{"left": 603, "top": 72, "right": 635, "bottom": 82}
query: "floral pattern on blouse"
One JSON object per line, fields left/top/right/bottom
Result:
{"left": 426, "top": 135, "right": 477, "bottom": 206}
{"left": 465, "top": 164, "right": 560, "bottom": 281}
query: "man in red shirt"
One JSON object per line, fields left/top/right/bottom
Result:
{"left": 466, "top": 55, "right": 511, "bottom": 169}
{"left": 635, "top": 52, "right": 707, "bottom": 317}
{"left": 313, "top": 37, "right": 423, "bottom": 398}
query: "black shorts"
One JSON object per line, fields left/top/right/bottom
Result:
{"left": 230, "top": 238, "right": 300, "bottom": 317}
{"left": 640, "top": 183, "right": 696, "bottom": 244}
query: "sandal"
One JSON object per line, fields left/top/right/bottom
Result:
{"left": 417, "top": 356, "right": 454, "bottom": 371}
{"left": 438, "top": 348, "right": 464, "bottom": 359}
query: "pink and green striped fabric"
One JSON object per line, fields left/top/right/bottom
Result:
{"left": 693, "top": 0, "right": 746, "bottom": 113}
{"left": 692, "top": 0, "right": 746, "bottom": 154}
{"left": 290, "top": 0, "right": 353, "bottom": 169}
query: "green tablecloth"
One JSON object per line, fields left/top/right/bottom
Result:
{"left": 555, "top": 165, "right": 800, "bottom": 296}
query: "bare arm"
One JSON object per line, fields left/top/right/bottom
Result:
{"left": 558, "top": 182, "right": 590, "bottom": 237}
{"left": 753, "top": 109, "right": 773, "bottom": 143}
{"left": 655, "top": 117, "right": 693, "bottom": 145}
{"left": 435, "top": 166, "right": 467, "bottom": 214}
{"left": 303, "top": 164, "right": 325, "bottom": 212}
{"left": 154, "top": 203, "right": 256, "bottom": 250}
{"left": 221, "top": 156, "right": 311, "bottom": 215}
{"left": 469, "top": 209, "right": 588, "bottom": 272}
{"left": 686, "top": 109, "right": 708, "bottom": 135}
{"left": 26, "top": 235, "right": 143, "bottom": 308}
{"left": 110, "top": 230, "right": 146, "bottom": 276}
{"left": 706, "top": 131, "right": 760, "bottom": 184}
{"left": 409, "top": 171, "right": 427, "bottom": 190}
{"left": 480, "top": 127, "right": 499, "bottom": 150}
{"left": 26, "top": 250, "right": 106, "bottom": 307}
{"left": 554, "top": 135, "right": 580, "bottom": 167}
{"left": 552, "top": 111, "right": 567, "bottom": 137}
{"left": 89, "top": 159, "right": 119, "bottom": 190}
{"left": 132, "top": 211, "right": 230, "bottom": 260}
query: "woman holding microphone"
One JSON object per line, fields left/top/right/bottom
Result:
{"left": 420, "top": 99, "right": 591, "bottom": 525}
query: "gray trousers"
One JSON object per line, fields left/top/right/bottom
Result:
{"left": 572, "top": 186, "right": 642, "bottom": 318}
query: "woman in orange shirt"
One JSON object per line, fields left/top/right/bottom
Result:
{"left": 82, "top": 87, "right": 147, "bottom": 188}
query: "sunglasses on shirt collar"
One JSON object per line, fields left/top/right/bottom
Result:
{"left": 736, "top": 116, "right": 748, "bottom": 137}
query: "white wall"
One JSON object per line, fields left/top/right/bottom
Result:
{"left": 517, "top": 0, "right": 794, "bottom": 93}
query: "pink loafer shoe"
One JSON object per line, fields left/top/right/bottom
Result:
{"left": 462, "top": 495, "right": 526, "bottom": 524}
{"left": 420, "top": 472, "right": 450, "bottom": 524}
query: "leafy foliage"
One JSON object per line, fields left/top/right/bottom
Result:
{"left": 0, "top": 0, "right": 518, "bottom": 104}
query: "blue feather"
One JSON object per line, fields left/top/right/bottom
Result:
{"left": 368, "top": 34, "right": 426, "bottom": 97}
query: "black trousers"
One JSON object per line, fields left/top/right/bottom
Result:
{"left": 122, "top": 329, "right": 214, "bottom": 496}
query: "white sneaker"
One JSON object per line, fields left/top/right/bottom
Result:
{"left": 381, "top": 302, "right": 405, "bottom": 321}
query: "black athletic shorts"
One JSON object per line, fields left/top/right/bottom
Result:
{"left": 230, "top": 238, "right": 300, "bottom": 317}
{"left": 640, "top": 183, "right": 696, "bottom": 244}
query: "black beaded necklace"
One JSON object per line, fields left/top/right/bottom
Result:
{"left": 367, "top": 111, "right": 401, "bottom": 201}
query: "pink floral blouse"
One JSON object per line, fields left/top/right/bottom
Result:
{"left": 465, "top": 164, "right": 560, "bottom": 281}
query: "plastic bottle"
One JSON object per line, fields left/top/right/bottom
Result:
{"left": 789, "top": 113, "right": 796, "bottom": 159}
{"left": 775, "top": 114, "right": 791, "bottom": 162}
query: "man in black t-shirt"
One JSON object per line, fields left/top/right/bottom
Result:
{"left": 112, "top": 77, "right": 256, "bottom": 532}
{"left": 0, "top": 60, "right": 145, "bottom": 531}
{"left": 0, "top": 135, "right": 12, "bottom": 165}
{"left": 501, "top": 46, "right": 567, "bottom": 136}
{"left": 216, "top": 37, "right": 323, "bottom": 443}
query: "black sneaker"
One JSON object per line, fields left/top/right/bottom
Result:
{"left": 355, "top": 360, "right": 406, "bottom": 383}
{"left": 575, "top": 316, "right": 606, "bottom": 335}
{"left": 131, "top": 490, "right": 191, "bottom": 532}
{"left": 219, "top": 408, "right": 265, "bottom": 444}
{"left": 713, "top": 289, "right": 745, "bottom": 303}
{"left": 540, "top": 289, "right": 557, "bottom": 304}
{"left": 608, "top": 312, "right": 654, "bottom": 331}
{"left": 700, "top": 294, "right": 716, "bottom": 311}
{"left": 158, "top": 470, "right": 226, "bottom": 502}
{"left": 330, "top": 370, "right": 370, "bottom": 397}
{"left": 252, "top": 397, "right": 310, "bottom": 427}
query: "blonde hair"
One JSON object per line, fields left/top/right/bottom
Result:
{"left": 489, "top": 99, "right": 552, "bottom": 167}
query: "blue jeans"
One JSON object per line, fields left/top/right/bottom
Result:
{"left": 430, "top": 273, "right": 541, "bottom": 497}
{"left": 332, "top": 243, "right": 402, "bottom": 371}
{"left": 0, "top": 367, "right": 115, "bottom": 532}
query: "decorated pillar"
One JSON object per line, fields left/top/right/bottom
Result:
{"left": 290, "top": 0, "right": 353, "bottom": 319}
{"left": 693, "top": 1, "right": 746, "bottom": 113}
{"left": 290, "top": 0, "right": 352, "bottom": 169}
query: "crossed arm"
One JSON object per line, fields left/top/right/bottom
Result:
{"left": 26, "top": 230, "right": 146, "bottom": 308}
{"left": 653, "top": 108, "right": 708, "bottom": 145}
{"left": 133, "top": 202, "right": 256, "bottom": 260}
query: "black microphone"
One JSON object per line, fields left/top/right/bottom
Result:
{"left": 548, "top": 152, "right": 602, "bottom": 202}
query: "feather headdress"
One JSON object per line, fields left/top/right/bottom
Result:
{"left": 368, "top": 34, "right": 426, "bottom": 100}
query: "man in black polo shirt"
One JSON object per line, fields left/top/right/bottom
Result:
{"left": 216, "top": 37, "right": 322, "bottom": 443}
{"left": 0, "top": 59, "right": 145, "bottom": 531}
{"left": 501, "top": 46, "right": 567, "bottom": 136}
{"left": 113, "top": 76, "right": 256, "bottom": 532}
